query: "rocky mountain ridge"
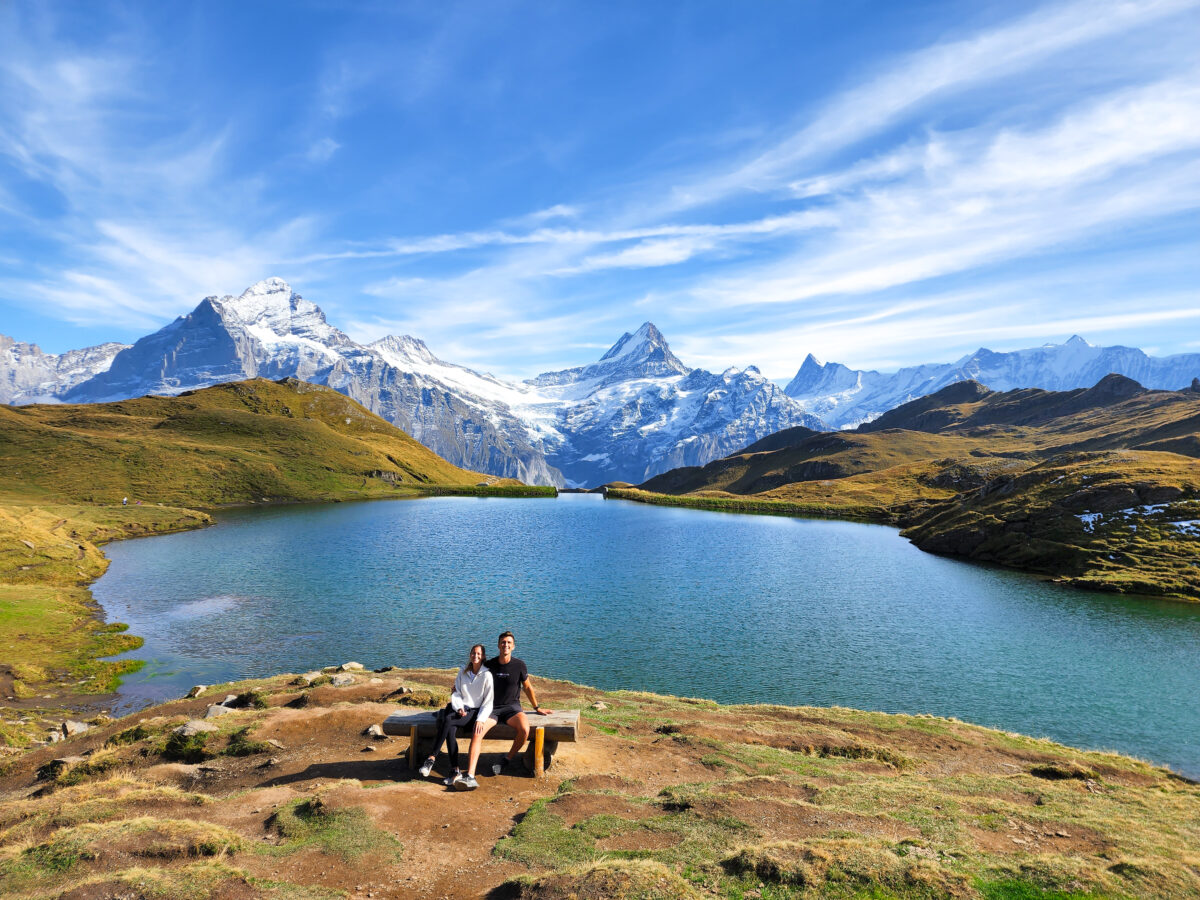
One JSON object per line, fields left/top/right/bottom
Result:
{"left": 0, "top": 334, "right": 129, "bottom": 405}
{"left": 5, "top": 280, "right": 821, "bottom": 487}
{"left": 786, "top": 335, "right": 1200, "bottom": 428}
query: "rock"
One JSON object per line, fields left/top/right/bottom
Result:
{"left": 220, "top": 694, "right": 238, "bottom": 706}
{"left": 364, "top": 724, "right": 385, "bottom": 738}
{"left": 61, "top": 720, "right": 90, "bottom": 737}
{"left": 175, "top": 719, "right": 219, "bottom": 737}
{"left": 362, "top": 745, "right": 377, "bottom": 752}
{"left": 258, "top": 757, "right": 280, "bottom": 769}
{"left": 330, "top": 674, "right": 356, "bottom": 686}
{"left": 186, "top": 685, "right": 207, "bottom": 698}
{"left": 340, "top": 662, "right": 365, "bottom": 672}
{"left": 204, "top": 704, "right": 234, "bottom": 718}
{"left": 374, "top": 666, "right": 398, "bottom": 673}
{"left": 88, "top": 714, "right": 112, "bottom": 726}
{"left": 266, "top": 738, "right": 285, "bottom": 749}
{"left": 20, "top": 539, "right": 34, "bottom": 550}
{"left": 368, "top": 677, "right": 383, "bottom": 684}
{"left": 37, "top": 756, "right": 85, "bottom": 780}
{"left": 294, "top": 671, "right": 323, "bottom": 685}
{"left": 591, "top": 701, "right": 608, "bottom": 710}
{"left": 46, "top": 731, "right": 63, "bottom": 743}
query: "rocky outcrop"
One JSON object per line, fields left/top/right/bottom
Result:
{"left": 0, "top": 334, "right": 128, "bottom": 404}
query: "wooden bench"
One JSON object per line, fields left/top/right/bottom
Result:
{"left": 382, "top": 709, "right": 580, "bottom": 778}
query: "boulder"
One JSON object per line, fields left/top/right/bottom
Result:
{"left": 37, "top": 756, "right": 85, "bottom": 781}
{"left": 363, "top": 724, "right": 385, "bottom": 738}
{"left": 220, "top": 694, "right": 238, "bottom": 706}
{"left": 61, "top": 720, "right": 90, "bottom": 737}
{"left": 339, "top": 662, "right": 365, "bottom": 672}
{"left": 294, "top": 671, "right": 323, "bottom": 685}
{"left": 591, "top": 701, "right": 609, "bottom": 711}
{"left": 204, "top": 704, "right": 234, "bottom": 719}
{"left": 186, "top": 685, "right": 207, "bottom": 699}
{"left": 266, "top": 738, "right": 285, "bottom": 749}
{"left": 330, "top": 674, "right": 356, "bottom": 687}
{"left": 174, "top": 719, "right": 219, "bottom": 737}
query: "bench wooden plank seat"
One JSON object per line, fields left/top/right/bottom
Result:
{"left": 383, "top": 709, "right": 579, "bottom": 777}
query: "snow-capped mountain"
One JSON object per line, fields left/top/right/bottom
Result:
{"left": 786, "top": 336, "right": 1200, "bottom": 429}
{"left": 0, "top": 335, "right": 129, "bottom": 405}
{"left": 526, "top": 323, "right": 821, "bottom": 485}
{"left": 64, "top": 279, "right": 563, "bottom": 486}
{"left": 23, "top": 279, "right": 820, "bottom": 486}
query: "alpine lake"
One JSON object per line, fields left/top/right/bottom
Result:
{"left": 93, "top": 493, "right": 1200, "bottom": 779}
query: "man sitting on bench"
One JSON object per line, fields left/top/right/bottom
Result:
{"left": 456, "top": 630, "right": 552, "bottom": 790}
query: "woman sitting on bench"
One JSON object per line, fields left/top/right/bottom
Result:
{"left": 419, "top": 643, "right": 493, "bottom": 787}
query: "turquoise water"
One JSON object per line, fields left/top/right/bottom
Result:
{"left": 93, "top": 494, "right": 1200, "bottom": 778}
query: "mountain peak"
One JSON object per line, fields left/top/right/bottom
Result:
{"left": 1064, "top": 335, "right": 1091, "bottom": 348}
{"left": 219, "top": 278, "right": 299, "bottom": 327}
{"left": 599, "top": 322, "right": 667, "bottom": 362}
{"left": 594, "top": 322, "right": 688, "bottom": 378}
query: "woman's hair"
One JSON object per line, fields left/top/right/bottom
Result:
{"left": 466, "top": 643, "right": 487, "bottom": 673}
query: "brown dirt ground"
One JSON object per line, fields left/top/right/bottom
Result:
{"left": 1, "top": 668, "right": 1195, "bottom": 899}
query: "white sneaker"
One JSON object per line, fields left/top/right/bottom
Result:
{"left": 418, "top": 757, "right": 435, "bottom": 778}
{"left": 443, "top": 771, "right": 462, "bottom": 787}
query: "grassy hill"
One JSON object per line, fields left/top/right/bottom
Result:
{"left": 0, "top": 376, "right": 512, "bottom": 506}
{"left": 0, "top": 378, "right": 552, "bottom": 738}
{"left": 620, "top": 377, "right": 1200, "bottom": 601}
{"left": 0, "top": 668, "right": 1195, "bottom": 899}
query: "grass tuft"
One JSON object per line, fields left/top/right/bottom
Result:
{"left": 265, "top": 796, "right": 402, "bottom": 862}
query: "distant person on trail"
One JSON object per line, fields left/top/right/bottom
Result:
{"left": 419, "top": 644, "right": 493, "bottom": 787}
{"left": 456, "top": 630, "right": 552, "bottom": 791}
{"left": 122, "top": 497, "right": 127, "bottom": 506}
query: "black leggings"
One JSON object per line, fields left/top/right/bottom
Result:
{"left": 432, "top": 705, "right": 482, "bottom": 770}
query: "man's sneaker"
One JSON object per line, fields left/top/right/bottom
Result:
{"left": 418, "top": 758, "right": 435, "bottom": 778}
{"left": 443, "top": 771, "right": 462, "bottom": 787}
{"left": 453, "top": 774, "right": 478, "bottom": 791}
{"left": 492, "top": 756, "right": 519, "bottom": 776}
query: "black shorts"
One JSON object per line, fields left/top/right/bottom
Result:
{"left": 490, "top": 704, "right": 525, "bottom": 725}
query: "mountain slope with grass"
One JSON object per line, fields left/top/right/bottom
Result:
{"left": 0, "top": 668, "right": 1195, "bottom": 899}
{"left": 0, "top": 376, "right": 505, "bottom": 506}
{"left": 621, "top": 377, "right": 1200, "bottom": 600}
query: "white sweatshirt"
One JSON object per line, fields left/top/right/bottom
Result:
{"left": 450, "top": 666, "right": 494, "bottom": 723}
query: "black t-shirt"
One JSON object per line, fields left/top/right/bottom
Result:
{"left": 486, "top": 656, "right": 528, "bottom": 708}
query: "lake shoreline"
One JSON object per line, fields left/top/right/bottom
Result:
{"left": 0, "top": 484, "right": 553, "bottom": 751}
{"left": 605, "top": 484, "right": 1200, "bottom": 604}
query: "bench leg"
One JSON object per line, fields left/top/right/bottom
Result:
{"left": 408, "top": 725, "right": 419, "bottom": 770}
{"left": 532, "top": 727, "right": 545, "bottom": 778}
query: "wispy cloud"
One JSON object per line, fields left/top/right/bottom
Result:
{"left": 2, "top": 0, "right": 1197, "bottom": 378}
{"left": 661, "top": 0, "right": 1200, "bottom": 211}
{"left": 690, "top": 76, "right": 1200, "bottom": 310}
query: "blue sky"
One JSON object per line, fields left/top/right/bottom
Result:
{"left": 1, "top": 0, "right": 1197, "bottom": 380}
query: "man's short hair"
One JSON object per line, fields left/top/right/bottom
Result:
{"left": 498, "top": 630, "right": 515, "bottom": 644}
